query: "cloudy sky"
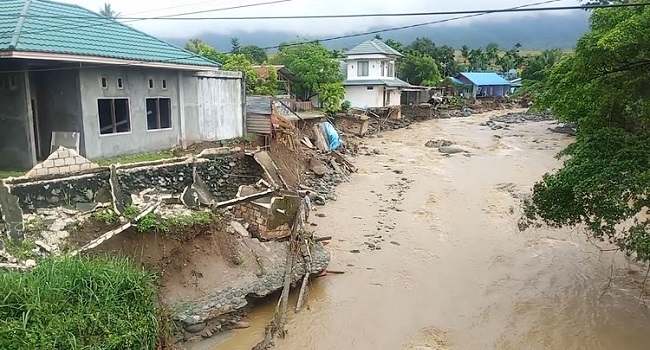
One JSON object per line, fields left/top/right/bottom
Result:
{"left": 61, "top": 0, "right": 582, "bottom": 38}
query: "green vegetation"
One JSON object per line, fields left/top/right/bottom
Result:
{"left": 273, "top": 41, "right": 344, "bottom": 106}
{"left": 0, "top": 256, "right": 162, "bottom": 350}
{"left": 2, "top": 238, "right": 36, "bottom": 260}
{"left": 233, "top": 252, "right": 245, "bottom": 266}
{"left": 92, "top": 207, "right": 120, "bottom": 225}
{"left": 0, "top": 170, "right": 25, "bottom": 179}
{"left": 137, "top": 210, "right": 214, "bottom": 234}
{"left": 186, "top": 39, "right": 278, "bottom": 95}
{"left": 24, "top": 216, "right": 45, "bottom": 233}
{"left": 96, "top": 150, "right": 175, "bottom": 166}
{"left": 520, "top": 1, "right": 650, "bottom": 261}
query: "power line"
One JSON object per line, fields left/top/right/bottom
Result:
{"left": 0, "top": 1, "right": 647, "bottom": 20}
{"left": 123, "top": 0, "right": 231, "bottom": 16}
{"left": 261, "top": 0, "right": 566, "bottom": 49}
{"left": 0, "top": 0, "right": 295, "bottom": 39}
{"left": 0, "top": 0, "right": 632, "bottom": 74}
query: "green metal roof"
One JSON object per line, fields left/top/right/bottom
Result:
{"left": 0, "top": 0, "right": 218, "bottom": 67}
{"left": 345, "top": 39, "right": 403, "bottom": 57}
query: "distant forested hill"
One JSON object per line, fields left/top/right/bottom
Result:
{"left": 165, "top": 12, "right": 589, "bottom": 51}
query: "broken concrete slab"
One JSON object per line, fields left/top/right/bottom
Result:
{"left": 181, "top": 186, "right": 201, "bottom": 208}
{"left": 109, "top": 165, "right": 125, "bottom": 215}
{"left": 192, "top": 171, "right": 216, "bottom": 206}
{"left": 0, "top": 181, "right": 24, "bottom": 244}
{"left": 253, "top": 151, "right": 287, "bottom": 189}
{"left": 230, "top": 221, "right": 250, "bottom": 238}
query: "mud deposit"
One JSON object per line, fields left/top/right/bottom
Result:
{"left": 214, "top": 110, "right": 650, "bottom": 350}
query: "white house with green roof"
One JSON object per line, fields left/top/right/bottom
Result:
{"left": 341, "top": 39, "right": 411, "bottom": 109}
{"left": 0, "top": 0, "right": 245, "bottom": 171}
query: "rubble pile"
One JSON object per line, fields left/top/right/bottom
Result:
{"left": 488, "top": 110, "right": 555, "bottom": 124}
{"left": 482, "top": 110, "right": 557, "bottom": 131}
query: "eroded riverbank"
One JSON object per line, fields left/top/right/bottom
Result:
{"left": 214, "top": 109, "right": 650, "bottom": 350}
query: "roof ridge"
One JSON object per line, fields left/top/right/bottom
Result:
{"left": 9, "top": 0, "right": 32, "bottom": 49}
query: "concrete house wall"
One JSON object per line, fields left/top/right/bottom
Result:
{"left": 343, "top": 51, "right": 402, "bottom": 109}
{"left": 345, "top": 85, "right": 383, "bottom": 108}
{"left": 79, "top": 67, "right": 184, "bottom": 160}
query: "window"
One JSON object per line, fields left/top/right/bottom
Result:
{"left": 380, "top": 62, "right": 385, "bottom": 77}
{"left": 161, "top": 79, "right": 167, "bottom": 90}
{"left": 148, "top": 79, "right": 154, "bottom": 89}
{"left": 101, "top": 77, "right": 108, "bottom": 89}
{"left": 357, "top": 61, "right": 369, "bottom": 77}
{"left": 367, "top": 86, "right": 374, "bottom": 90}
{"left": 387, "top": 63, "right": 395, "bottom": 77}
{"left": 117, "top": 77, "right": 124, "bottom": 89}
{"left": 146, "top": 98, "right": 172, "bottom": 130}
{"left": 97, "top": 98, "right": 130, "bottom": 135}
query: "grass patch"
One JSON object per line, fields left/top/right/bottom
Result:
{"left": 92, "top": 207, "right": 120, "bottom": 225}
{"left": 0, "top": 256, "right": 163, "bottom": 350}
{"left": 96, "top": 151, "right": 175, "bottom": 166}
{"left": 0, "top": 171, "right": 25, "bottom": 179}
{"left": 137, "top": 210, "right": 215, "bottom": 234}
{"left": 220, "top": 134, "right": 256, "bottom": 147}
{"left": 2, "top": 239, "right": 36, "bottom": 260}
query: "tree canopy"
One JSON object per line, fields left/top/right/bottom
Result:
{"left": 274, "top": 41, "right": 344, "bottom": 109}
{"left": 185, "top": 39, "right": 277, "bottom": 95}
{"left": 99, "top": 3, "right": 119, "bottom": 19}
{"left": 520, "top": 1, "right": 650, "bottom": 261}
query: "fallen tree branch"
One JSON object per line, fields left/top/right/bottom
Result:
{"left": 295, "top": 241, "right": 312, "bottom": 313}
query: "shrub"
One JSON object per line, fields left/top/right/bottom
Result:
{"left": 0, "top": 256, "right": 161, "bottom": 350}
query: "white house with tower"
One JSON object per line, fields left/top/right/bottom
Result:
{"left": 341, "top": 39, "right": 411, "bottom": 109}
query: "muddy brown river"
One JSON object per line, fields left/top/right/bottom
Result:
{"left": 213, "top": 110, "right": 650, "bottom": 350}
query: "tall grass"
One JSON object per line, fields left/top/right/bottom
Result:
{"left": 0, "top": 256, "right": 161, "bottom": 350}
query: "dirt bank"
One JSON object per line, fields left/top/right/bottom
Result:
{"left": 215, "top": 109, "right": 650, "bottom": 350}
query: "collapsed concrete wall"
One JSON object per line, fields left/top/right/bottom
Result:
{"left": 4, "top": 151, "right": 263, "bottom": 213}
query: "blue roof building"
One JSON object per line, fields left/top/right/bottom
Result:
{"left": 453, "top": 72, "right": 512, "bottom": 98}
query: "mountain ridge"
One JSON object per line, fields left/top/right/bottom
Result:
{"left": 164, "top": 12, "right": 590, "bottom": 52}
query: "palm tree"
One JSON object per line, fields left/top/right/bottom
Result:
{"left": 99, "top": 3, "right": 119, "bottom": 19}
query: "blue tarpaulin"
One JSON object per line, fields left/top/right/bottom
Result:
{"left": 321, "top": 122, "right": 341, "bottom": 151}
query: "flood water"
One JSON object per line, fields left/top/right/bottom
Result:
{"left": 214, "top": 110, "right": 650, "bottom": 350}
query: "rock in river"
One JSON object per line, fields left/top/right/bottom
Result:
{"left": 438, "top": 146, "right": 467, "bottom": 154}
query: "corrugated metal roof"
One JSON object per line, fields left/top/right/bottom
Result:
{"left": 345, "top": 39, "right": 403, "bottom": 57}
{"left": 247, "top": 114, "right": 272, "bottom": 134}
{"left": 343, "top": 78, "right": 411, "bottom": 88}
{"left": 458, "top": 73, "right": 511, "bottom": 86}
{"left": 0, "top": 0, "right": 218, "bottom": 67}
{"left": 449, "top": 77, "right": 467, "bottom": 85}
{"left": 246, "top": 95, "right": 272, "bottom": 115}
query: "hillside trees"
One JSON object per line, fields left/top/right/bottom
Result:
{"left": 520, "top": 2, "right": 650, "bottom": 261}
{"left": 185, "top": 39, "right": 277, "bottom": 95}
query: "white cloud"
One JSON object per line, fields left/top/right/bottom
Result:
{"left": 62, "top": 0, "right": 582, "bottom": 38}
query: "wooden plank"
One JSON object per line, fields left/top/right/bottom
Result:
{"left": 332, "top": 151, "right": 357, "bottom": 173}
